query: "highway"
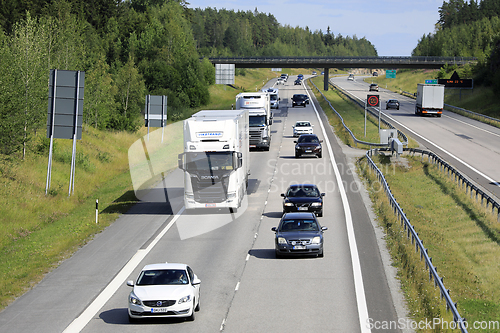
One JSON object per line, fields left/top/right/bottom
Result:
{"left": 332, "top": 75, "right": 500, "bottom": 200}
{"left": 0, "top": 75, "right": 404, "bottom": 332}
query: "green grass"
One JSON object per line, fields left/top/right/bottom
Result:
{"left": 309, "top": 76, "right": 419, "bottom": 149}
{"left": 367, "top": 69, "right": 500, "bottom": 120}
{"left": 358, "top": 154, "right": 500, "bottom": 332}
{"left": 0, "top": 67, "right": 285, "bottom": 310}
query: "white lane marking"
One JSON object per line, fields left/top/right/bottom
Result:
{"left": 332, "top": 78, "right": 499, "bottom": 187}
{"left": 382, "top": 111, "right": 499, "bottom": 187}
{"left": 305, "top": 88, "right": 371, "bottom": 333}
{"left": 443, "top": 113, "right": 500, "bottom": 138}
{"left": 63, "top": 207, "right": 186, "bottom": 333}
{"left": 235, "top": 282, "right": 240, "bottom": 291}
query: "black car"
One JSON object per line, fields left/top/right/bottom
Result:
{"left": 386, "top": 99, "right": 400, "bottom": 110}
{"left": 294, "top": 134, "right": 322, "bottom": 158}
{"left": 291, "top": 94, "right": 309, "bottom": 107}
{"left": 294, "top": 78, "right": 302, "bottom": 85}
{"left": 271, "top": 212, "right": 327, "bottom": 258}
{"left": 281, "top": 184, "right": 325, "bottom": 216}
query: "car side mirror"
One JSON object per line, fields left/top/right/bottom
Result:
{"left": 271, "top": 227, "right": 277, "bottom": 232}
{"left": 321, "top": 193, "right": 325, "bottom": 197}
{"left": 280, "top": 193, "right": 285, "bottom": 197}
{"left": 320, "top": 140, "right": 323, "bottom": 143}
{"left": 293, "top": 141, "right": 297, "bottom": 143}
{"left": 127, "top": 280, "right": 134, "bottom": 287}
{"left": 192, "top": 278, "right": 201, "bottom": 285}
{"left": 321, "top": 226, "right": 328, "bottom": 231}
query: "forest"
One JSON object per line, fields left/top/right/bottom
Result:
{"left": 412, "top": 0, "right": 500, "bottom": 89}
{"left": 0, "top": 0, "right": 377, "bottom": 160}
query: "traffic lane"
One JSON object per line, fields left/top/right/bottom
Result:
{"left": 223, "top": 107, "right": 361, "bottom": 332}
{"left": 311, "top": 82, "right": 402, "bottom": 331}
{"left": 333, "top": 76, "right": 500, "bottom": 197}
{"left": 80, "top": 98, "right": 288, "bottom": 332}
{"left": 0, "top": 169, "right": 186, "bottom": 333}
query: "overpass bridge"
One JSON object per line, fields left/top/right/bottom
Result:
{"left": 208, "top": 56, "right": 477, "bottom": 90}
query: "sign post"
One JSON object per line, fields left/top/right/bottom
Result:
{"left": 45, "top": 69, "right": 85, "bottom": 196}
{"left": 367, "top": 94, "right": 380, "bottom": 132}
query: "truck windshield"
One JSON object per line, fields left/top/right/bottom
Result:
{"left": 270, "top": 95, "right": 278, "bottom": 101}
{"left": 249, "top": 115, "right": 266, "bottom": 127}
{"left": 186, "top": 152, "right": 233, "bottom": 172}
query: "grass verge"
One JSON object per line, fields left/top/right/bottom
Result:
{"left": 358, "top": 153, "right": 500, "bottom": 332}
{"left": 0, "top": 67, "right": 288, "bottom": 310}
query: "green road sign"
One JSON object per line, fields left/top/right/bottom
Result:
{"left": 386, "top": 70, "right": 396, "bottom": 79}
{"left": 425, "top": 79, "right": 438, "bottom": 84}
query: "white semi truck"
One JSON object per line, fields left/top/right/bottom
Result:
{"left": 415, "top": 84, "right": 445, "bottom": 117}
{"left": 235, "top": 92, "right": 272, "bottom": 150}
{"left": 178, "top": 110, "right": 249, "bottom": 211}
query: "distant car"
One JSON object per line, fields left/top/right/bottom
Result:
{"left": 294, "top": 133, "right": 322, "bottom": 158}
{"left": 373, "top": 72, "right": 378, "bottom": 76}
{"left": 277, "top": 77, "right": 285, "bottom": 85}
{"left": 272, "top": 212, "right": 328, "bottom": 258}
{"left": 386, "top": 99, "right": 400, "bottom": 110}
{"left": 297, "top": 74, "right": 304, "bottom": 80}
{"left": 294, "top": 78, "right": 302, "bottom": 85}
{"left": 292, "top": 94, "right": 309, "bottom": 107}
{"left": 127, "top": 263, "right": 201, "bottom": 322}
{"left": 369, "top": 83, "right": 379, "bottom": 91}
{"left": 312, "top": 71, "right": 317, "bottom": 75}
{"left": 348, "top": 74, "right": 354, "bottom": 81}
{"left": 321, "top": 72, "right": 324, "bottom": 75}
{"left": 293, "top": 120, "right": 313, "bottom": 137}
{"left": 280, "top": 73, "right": 288, "bottom": 82}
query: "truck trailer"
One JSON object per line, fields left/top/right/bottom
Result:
{"left": 415, "top": 84, "right": 445, "bottom": 117}
{"left": 178, "top": 110, "right": 249, "bottom": 211}
{"left": 235, "top": 92, "right": 272, "bottom": 150}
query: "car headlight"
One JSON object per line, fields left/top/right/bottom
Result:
{"left": 310, "top": 202, "right": 322, "bottom": 207}
{"left": 129, "top": 292, "right": 142, "bottom": 305}
{"left": 284, "top": 202, "right": 294, "bottom": 207}
{"left": 278, "top": 237, "right": 287, "bottom": 244}
{"left": 312, "top": 236, "right": 321, "bottom": 244}
{"left": 178, "top": 295, "right": 191, "bottom": 304}
{"left": 227, "top": 192, "right": 236, "bottom": 199}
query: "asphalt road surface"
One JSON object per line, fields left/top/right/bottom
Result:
{"left": 0, "top": 75, "right": 404, "bottom": 333}
{"left": 332, "top": 75, "right": 500, "bottom": 201}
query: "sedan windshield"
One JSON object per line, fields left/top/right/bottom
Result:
{"left": 280, "top": 219, "right": 319, "bottom": 231}
{"left": 297, "top": 136, "right": 319, "bottom": 143}
{"left": 137, "top": 269, "right": 189, "bottom": 285}
{"left": 295, "top": 122, "right": 311, "bottom": 127}
{"left": 286, "top": 186, "right": 320, "bottom": 197}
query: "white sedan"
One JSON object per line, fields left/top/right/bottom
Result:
{"left": 127, "top": 263, "right": 201, "bottom": 322}
{"left": 293, "top": 121, "right": 314, "bottom": 137}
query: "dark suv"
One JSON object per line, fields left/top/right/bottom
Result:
{"left": 292, "top": 94, "right": 309, "bottom": 107}
{"left": 281, "top": 184, "right": 325, "bottom": 217}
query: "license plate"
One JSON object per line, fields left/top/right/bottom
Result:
{"left": 293, "top": 245, "right": 306, "bottom": 250}
{"left": 298, "top": 207, "right": 308, "bottom": 211}
{"left": 151, "top": 308, "right": 169, "bottom": 313}
{"left": 205, "top": 203, "right": 216, "bottom": 208}
{"left": 305, "top": 150, "right": 312, "bottom": 153}
{"left": 249, "top": 145, "right": 256, "bottom": 148}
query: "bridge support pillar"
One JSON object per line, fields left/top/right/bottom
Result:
{"left": 323, "top": 68, "right": 329, "bottom": 91}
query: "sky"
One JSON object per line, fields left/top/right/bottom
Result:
{"left": 186, "top": 0, "right": 444, "bottom": 56}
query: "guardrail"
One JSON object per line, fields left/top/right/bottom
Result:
{"left": 363, "top": 147, "right": 469, "bottom": 333}
{"left": 312, "top": 79, "right": 409, "bottom": 147}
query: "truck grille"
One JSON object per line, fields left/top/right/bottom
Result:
{"left": 193, "top": 177, "right": 229, "bottom": 203}
{"left": 249, "top": 128, "right": 264, "bottom": 145}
